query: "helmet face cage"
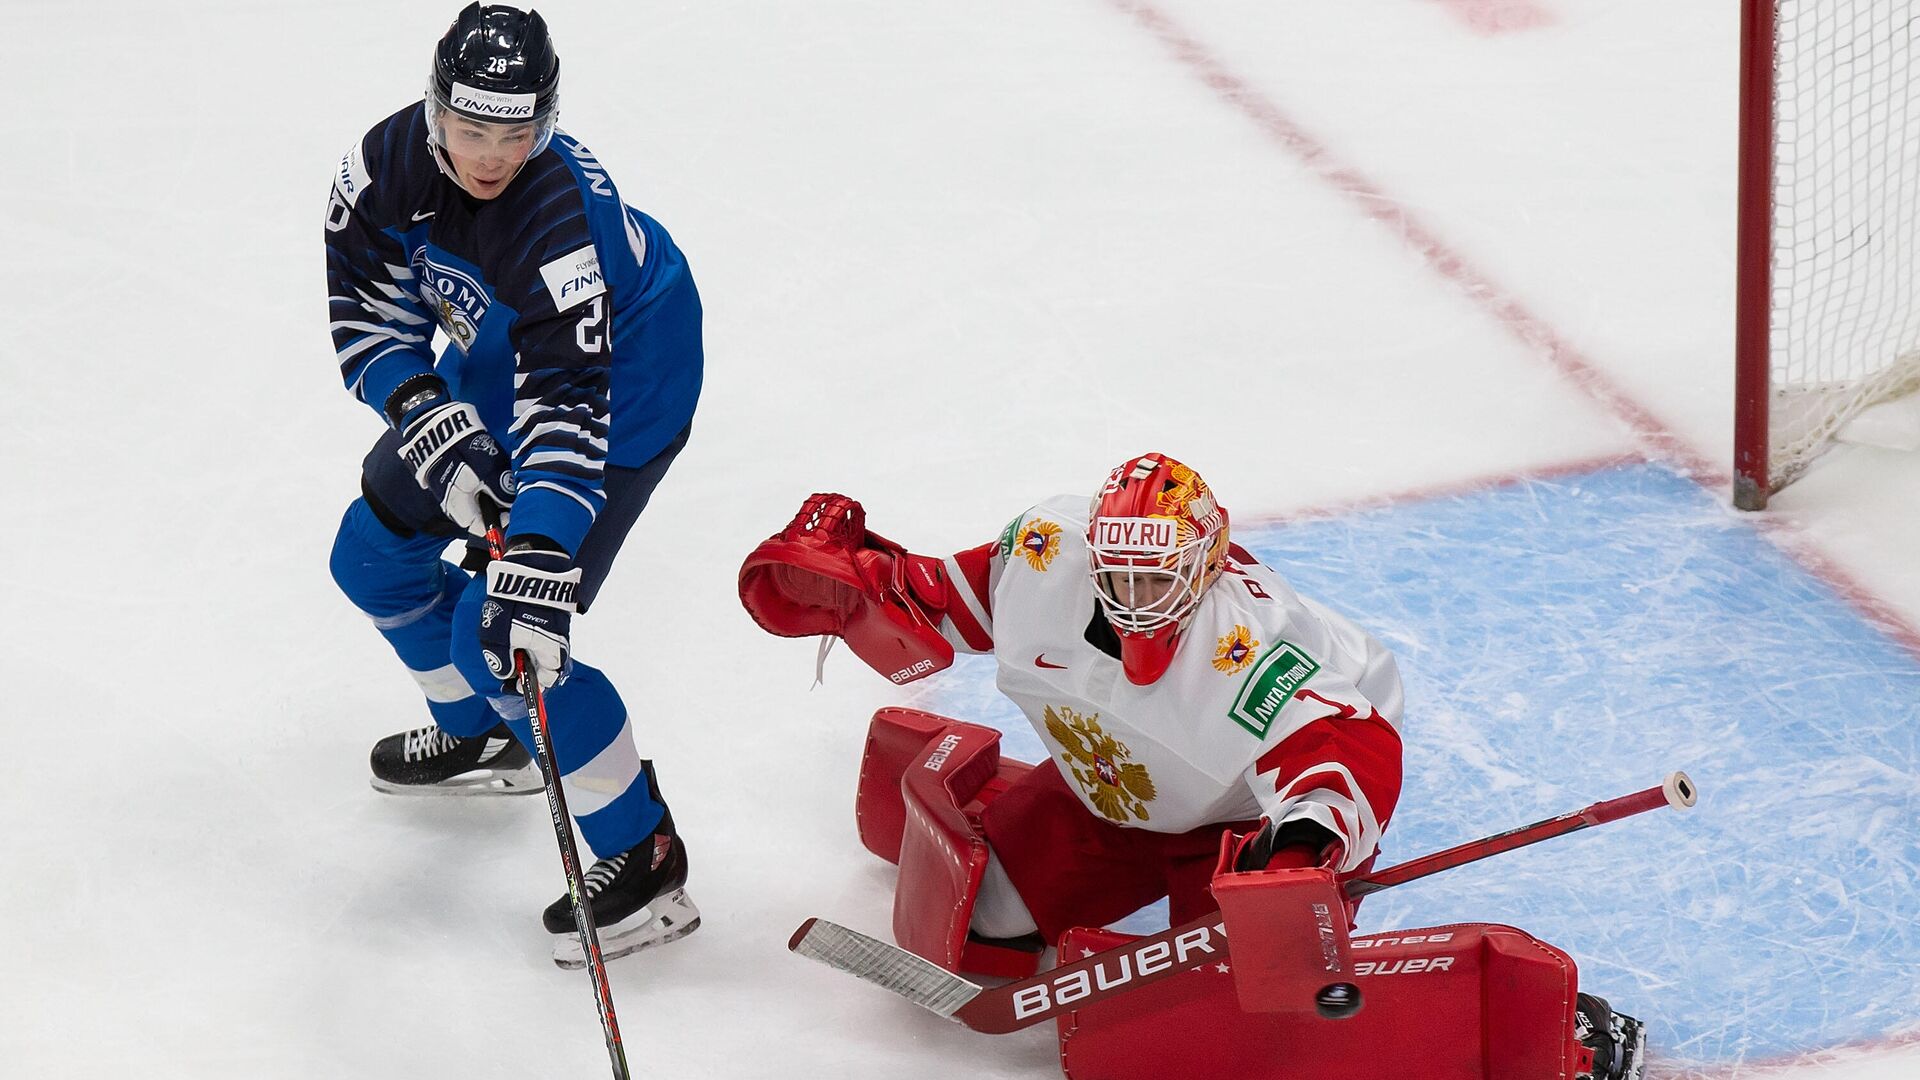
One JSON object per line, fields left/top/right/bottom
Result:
{"left": 1086, "top": 454, "right": 1231, "bottom": 636}
{"left": 1090, "top": 527, "right": 1218, "bottom": 633}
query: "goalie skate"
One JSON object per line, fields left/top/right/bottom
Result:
{"left": 1576, "top": 992, "right": 1647, "bottom": 1080}
{"left": 368, "top": 722, "right": 542, "bottom": 796}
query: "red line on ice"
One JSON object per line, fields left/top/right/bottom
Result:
{"left": 1107, "top": 0, "right": 1710, "bottom": 481}
{"left": 1433, "top": 0, "right": 1557, "bottom": 36}
{"left": 1107, "top": 0, "right": 1920, "bottom": 665}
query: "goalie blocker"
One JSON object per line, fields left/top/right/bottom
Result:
{"left": 857, "top": 709, "right": 1637, "bottom": 1080}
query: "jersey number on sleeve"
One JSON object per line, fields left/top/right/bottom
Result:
{"left": 576, "top": 295, "right": 607, "bottom": 353}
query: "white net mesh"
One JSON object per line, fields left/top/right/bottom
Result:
{"left": 1768, "top": 0, "right": 1920, "bottom": 487}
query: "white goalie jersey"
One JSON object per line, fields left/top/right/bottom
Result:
{"left": 934, "top": 494, "right": 1406, "bottom": 873}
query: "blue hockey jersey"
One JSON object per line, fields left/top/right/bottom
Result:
{"left": 325, "top": 103, "right": 703, "bottom": 556}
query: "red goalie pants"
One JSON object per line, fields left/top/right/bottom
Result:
{"left": 980, "top": 760, "right": 1258, "bottom": 944}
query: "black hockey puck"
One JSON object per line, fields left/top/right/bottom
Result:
{"left": 1315, "top": 982, "right": 1362, "bottom": 1020}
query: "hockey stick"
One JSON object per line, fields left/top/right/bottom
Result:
{"left": 483, "top": 517, "right": 631, "bottom": 1080}
{"left": 790, "top": 771, "right": 1696, "bottom": 1035}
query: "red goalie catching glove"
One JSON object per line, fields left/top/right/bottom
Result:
{"left": 738, "top": 493, "right": 957, "bottom": 685}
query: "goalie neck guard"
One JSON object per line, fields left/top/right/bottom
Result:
{"left": 1087, "top": 453, "right": 1230, "bottom": 686}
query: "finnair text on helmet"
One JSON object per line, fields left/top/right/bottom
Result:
{"left": 1093, "top": 517, "right": 1176, "bottom": 553}
{"left": 1010, "top": 922, "right": 1227, "bottom": 1020}
{"left": 450, "top": 82, "right": 537, "bottom": 119}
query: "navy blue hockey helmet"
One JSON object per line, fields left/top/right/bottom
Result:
{"left": 426, "top": 4, "right": 561, "bottom": 165}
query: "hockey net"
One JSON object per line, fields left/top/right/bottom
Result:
{"left": 1735, "top": 0, "right": 1920, "bottom": 509}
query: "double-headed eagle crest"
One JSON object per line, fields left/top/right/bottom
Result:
{"left": 1015, "top": 518, "right": 1063, "bottom": 572}
{"left": 1213, "top": 624, "right": 1260, "bottom": 674}
{"left": 1044, "top": 705, "right": 1157, "bottom": 822}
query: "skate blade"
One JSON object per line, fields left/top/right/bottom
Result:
{"left": 369, "top": 766, "right": 544, "bottom": 797}
{"left": 552, "top": 888, "right": 702, "bottom": 969}
{"left": 1619, "top": 1017, "right": 1648, "bottom": 1080}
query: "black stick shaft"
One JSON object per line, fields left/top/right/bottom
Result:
{"left": 487, "top": 522, "right": 630, "bottom": 1079}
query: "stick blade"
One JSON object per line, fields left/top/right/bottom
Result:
{"left": 788, "top": 918, "right": 984, "bottom": 1020}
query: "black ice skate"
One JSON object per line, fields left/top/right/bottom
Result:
{"left": 368, "top": 721, "right": 542, "bottom": 796}
{"left": 1575, "top": 992, "right": 1647, "bottom": 1080}
{"left": 543, "top": 805, "right": 700, "bottom": 969}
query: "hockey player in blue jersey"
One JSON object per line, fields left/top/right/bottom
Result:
{"left": 325, "top": 3, "right": 702, "bottom": 965}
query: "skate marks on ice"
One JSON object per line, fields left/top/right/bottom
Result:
{"left": 929, "top": 463, "right": 1920, "bottom": 1072}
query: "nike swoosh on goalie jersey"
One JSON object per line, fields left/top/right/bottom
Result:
{"left": 1034, "top": 654, "right": 1068, "bottom": 669}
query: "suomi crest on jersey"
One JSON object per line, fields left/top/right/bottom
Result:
{"left": 412, "top": 250, "right": 491, "bottom": 353}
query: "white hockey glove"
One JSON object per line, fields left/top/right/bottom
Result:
{"left": 479, "top": 543, "right": 582, "bottom": 691}
{"left": 394, "top": 396, "right": 516, "bottom": 538}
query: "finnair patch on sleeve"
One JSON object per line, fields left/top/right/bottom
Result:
{"left": 334, "top": 142, "right": 371, "bottom": 207}
{"left": 539, "top": 246, "right": 606, "bottom": 313}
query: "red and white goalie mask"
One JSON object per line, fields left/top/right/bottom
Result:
{"left": 1088, "top": 453, "right": 1231, "bottom": 686}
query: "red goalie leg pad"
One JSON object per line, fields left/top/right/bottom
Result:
{"left": 1056, "top": 922, "right": 1582, "bottom": 1080}
{"left": 855, "top": 708, "right": 1035, "bottom": 863}
{"left": 856, "top": 708, "right": 957, "bottom": 863}
{"left": 889, "top": 719, "right": 1042, "bottom": 978}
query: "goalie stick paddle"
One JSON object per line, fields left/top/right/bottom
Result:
{"left": 789, "top": 771, "right": 1697, "bottom": 1035}
{"left": 485, "top": 519, "right": 632, "bottom": 1080}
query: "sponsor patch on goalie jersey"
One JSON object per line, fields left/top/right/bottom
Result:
{"left": 412, "top": 251, "right": 491, "bottom": 352}
{"left": 539, "top": 245, "right": 607, "bottom": 313}
{"left": 1227, "top": 640, "right": 1321, "bottom": 738}
{"left": 1014, "top": 519, "right": 1064, "bottom": 571}
{"left": 997, "top": 514, "right": 1023, "bottom": 561}
{"left": 1044, "top": 705, "right": 1157, "bottom": 823}
{"left": 1212, "top": 625, "right": 1261, "bottom": 674}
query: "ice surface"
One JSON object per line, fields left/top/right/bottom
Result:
{"left": 6, "top": 1, "right": 1920, "bottom": 1078}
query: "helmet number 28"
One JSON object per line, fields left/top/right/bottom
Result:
{"left": 487, "top": 56, "right": 510, "bottom": 74}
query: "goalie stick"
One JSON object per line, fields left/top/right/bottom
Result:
{"left": 790, "top": 771, "right": 1696, "bottom": 1035}
{"left": 484, "top": 517, "right": 632, "bottom": 1080}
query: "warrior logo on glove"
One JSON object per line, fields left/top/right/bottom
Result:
{"left": 480, "top": 549, "right": 582, "bottom": 690}
{"left": 395, "top": 396, "right": 517, "bottom": 538}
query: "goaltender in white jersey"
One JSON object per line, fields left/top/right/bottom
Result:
{"left": 953, "top": 490, "right": 1404, "bottom": 872}
{"left": 739, "top": 452, "right": 1407, "bottom": 946}
{"left": 740, "top": 455, "right": 1646, "bottom": 1080}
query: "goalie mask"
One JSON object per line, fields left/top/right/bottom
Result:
{"left": 1088, "top": 453, "right": 1231, "bottom": 686}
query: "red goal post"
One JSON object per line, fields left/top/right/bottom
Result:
{"left": 1735, "top": 0, "right": 1920, "bottom": 510}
